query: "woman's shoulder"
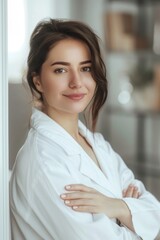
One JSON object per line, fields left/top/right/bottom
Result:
{"left": 11, "top": 126, "right": 70, "bottom": 186}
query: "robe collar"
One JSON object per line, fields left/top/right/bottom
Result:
{"left": 31, "top": 108, "right": 120, "bottom": 196}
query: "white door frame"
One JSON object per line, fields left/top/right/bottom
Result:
{"left": 0, "top": 0, "right": 9, "bottom": 239}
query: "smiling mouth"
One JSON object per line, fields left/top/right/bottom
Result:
{"left": 63, "top": 94, "right": 86, "bottom": 100}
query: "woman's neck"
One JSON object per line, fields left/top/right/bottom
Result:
{"left": 43, "top": 107, "right": 80, "bottom": 140}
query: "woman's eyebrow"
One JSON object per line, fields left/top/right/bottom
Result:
{"left": 50, "top": 61, "right": 70, "bottom": 66}
{"left": 80, "top": 60, "right": 91, "bottom": 65}
{"left": 50, "top": 60, "right": 91, "bottom": 66}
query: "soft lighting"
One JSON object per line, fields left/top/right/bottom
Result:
{"left": 8, "top": 0, "right": 26, "bottom": 52}
{"left": 118, "top": 90, "right": 131, "bottom": 105}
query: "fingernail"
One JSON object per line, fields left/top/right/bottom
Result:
{"left": 61, "top": 194, "right": 66, "bottom": 198}
{"left": 65, "top": 200, "right": 70, "bottom": 204}
{"left": 73, "top": 206, "right": 78, "bottom": 209}
{"left": 66, "top": 185, "right": 71, "bottom": 189}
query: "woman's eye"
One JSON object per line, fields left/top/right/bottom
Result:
{"left": 54, "top": 68, "right": 66, "bottom": 74}
{"left": 81, "top": 66, "right": 91, "bottom": 72}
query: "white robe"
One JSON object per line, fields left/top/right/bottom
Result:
{"left": 10, "top": 108, "right": 160, "bottom": 240}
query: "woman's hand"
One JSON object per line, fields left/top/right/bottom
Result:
{"left": 61, "top": 184, "right": 140, "bottom": 215}
{"left": 123, "top": 184, "right": 140, "bottom": 198}
{"left": 60, "top": 184, "right": 135, "bottom": 220}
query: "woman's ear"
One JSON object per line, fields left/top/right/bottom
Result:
{"left": 33, "top": 75, "right": 43, "bottom": 93}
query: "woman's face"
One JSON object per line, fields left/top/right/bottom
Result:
{"left": 33, "top": 38, "right": 96, "bottom": 117}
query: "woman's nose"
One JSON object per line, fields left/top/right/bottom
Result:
{"left": 69, "top": 72, "right": 82, "bottom": 89}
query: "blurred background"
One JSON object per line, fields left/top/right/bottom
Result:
{"left": 8, "top": 0, "right": 160, "bottom": 209}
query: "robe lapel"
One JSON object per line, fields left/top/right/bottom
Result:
{"left": 79, "top": 151, "right": 118, "bottom": 196}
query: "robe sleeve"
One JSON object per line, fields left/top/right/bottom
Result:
{"left": 107, "top": 142, "right": 160, "bottom": 240}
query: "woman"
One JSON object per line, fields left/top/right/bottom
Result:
{"left": 10, "top": 18, "right": 160, "bottom": 240}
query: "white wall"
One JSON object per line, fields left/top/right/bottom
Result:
{"left": 0, "top": 0, "right": 9, "bottom": 239}
{"left": 8, "top": 0, "right": 56, "bottom": 82}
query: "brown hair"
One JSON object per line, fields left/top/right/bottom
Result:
{"left": 27, "top": 18, "right": 108, "bottom": 131}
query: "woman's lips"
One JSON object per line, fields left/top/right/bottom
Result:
{"left": 64, "top": 93, "right": 86, "bottom": 100}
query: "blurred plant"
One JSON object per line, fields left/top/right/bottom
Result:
{"left": 128, "top": 63, "right": 154, "bottom": 89}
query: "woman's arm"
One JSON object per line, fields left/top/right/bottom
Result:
{"left": 61, "top": 184, "right": 139, "bottom": 232}
{"left": 113, "top": 148, "right": 160, "bottom": 240}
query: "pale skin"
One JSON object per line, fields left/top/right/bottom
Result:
{"left": 33, "top": 38, "right": 139, "bottom": 233}
{"left": 60, "top": 184, "right": 140, "bottom": 232}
